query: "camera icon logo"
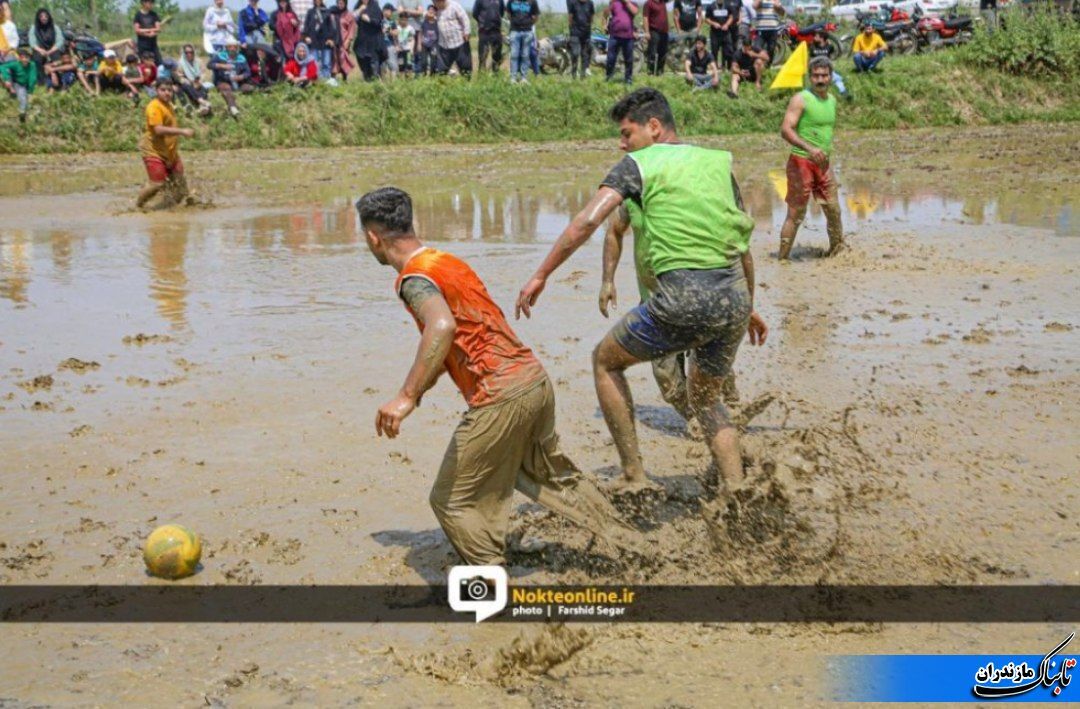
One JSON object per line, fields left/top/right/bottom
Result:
{"left": 447, "top": 565, "right": 507, "bottom": 623}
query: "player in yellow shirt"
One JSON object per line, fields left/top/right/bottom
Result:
{"left": 136, "top": 78, "right": 196, "bottom": 209}
{"left": 851, "top": 23, "right": 886, "bottom": 73}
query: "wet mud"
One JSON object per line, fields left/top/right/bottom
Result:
{"left": 0, "top": 124, "right": 1077, "bottom": 705}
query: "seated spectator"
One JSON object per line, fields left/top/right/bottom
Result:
{"left": 139, "top": 51, "right": 159, "bottom": 90}
{"left": 810, "top": 29, "right": 849, "bottom": 99}
{"left": 413, "top": 4, "right": 439, "bottom": 76}
{"left": 727, "top": 35, "right": 766, "bottom": 97}
{"left": 75, "top": 52, "right": 101, "bottom": 95}
{"left": 208, "top": 37, "right": 254, "bottom": 117}
{"left": 1, "top": 3, "right": 19, "bottom": 62}
{"left": 852, "top": 23, "right": 886, "bottom": 73}
{"left": 249, "top": 45, "right": 282, "bottom": 86}
{"left": 28, "top": 9, "right": 64, "bottom": 80}
{"left": 98, "top": 49, "right": 134, "bottom": 96}
{"left": 284, "top": 41, "right": 319, "bottom": 85}
{"left": 177, "top": 44, "right": 213, "bottom": 115}
{"left": 1, "top": 47, "right": 36, "bottom": 123}
{"left": 123, "top": 53, "right": 149, "bottom": 102}
{"left": 684, "top": 34, "right": 719, "bottom": 91}
{"left": 44, "top": 48, "right": 78, "bottom": 92}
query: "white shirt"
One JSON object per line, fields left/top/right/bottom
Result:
{"left": 2, "top": 21, "right": 18, "bottom": 52}
{"left": 202, "top": 6, "right": 237, "bottom": 53}
{"left": 740, "top": 0, "right": 755, "bottom": 25}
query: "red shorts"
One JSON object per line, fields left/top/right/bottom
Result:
{"left": 143, "top": 155, "right": 183, "bottom": 183}
{"left": 785, "top": 153, "right": 834, "bottom": 210}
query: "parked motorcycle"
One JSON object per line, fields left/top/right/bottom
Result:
{"left": 916, "top": 8, "right": 975, "bottom": 50}
{"left": 550, "top": 30, "right": 645, "bottom": 74}
{"left": 62, "top": 20, "right": 105, "bottom": 61}
{"left": 772, "top": 19, "right": 841, "bottom": 64}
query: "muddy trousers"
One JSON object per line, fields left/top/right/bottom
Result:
{"left": 430, "top": 377, "right": 636, "bottom": 566}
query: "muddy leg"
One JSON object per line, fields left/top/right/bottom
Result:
{"left": 822, "top": 184, "right": 844, "bottom": 256}
{"left": 593, "top": 334, "right": 649, "bottom": 488}
{"left": 136, "top": 181, "right": 166, "bottom": 209}
{"left": 688, "top": 360, "right": 744, "bottom": 494}
{"left": 779, "top": 204, "right": 805, "bottom": 260}
{"left": 651, "top": 352, "right": 692, "bottom": 421}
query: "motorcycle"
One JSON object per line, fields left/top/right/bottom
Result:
{"left": 916, "top": 8, "right": 975, "bottom": 50}
{"left": 61, "top": 20, "right": 105, "bottom": 61}
{"left": 842, "top": 5, "right": 920, "bottom": 55}
{"left": 550, "top": 30, "right": 645, "bottom": 74}
{"left": 773, "top": 19, "right": 841, "bottom": 63}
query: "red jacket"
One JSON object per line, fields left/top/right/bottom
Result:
{"left": 284, "top": 59, "right": 318, "bottom": 81}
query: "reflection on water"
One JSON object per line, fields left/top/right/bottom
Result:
{"left": 147, "top": 222, "right": 189, "bottom": 330}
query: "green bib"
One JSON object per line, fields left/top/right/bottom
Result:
{"left": 625, "top": 200, "right": 656, "bottom": 301}
{"left": 627, "top": 143, "right": 754, "bottom": 275}
{"left": 791, "top": 89, "right": 836, "bottom": 158}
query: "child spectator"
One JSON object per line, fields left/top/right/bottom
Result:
{"left": 75, "top": 51, "right": 101, "bottom": 95}
{"left": 414, "top": 4, "right": 438, "bottom": 76}
{"left": 395, "top": 13, "right": 413, "bottom": 72}
{"left": 1, "top": 48, "right": 36, "bottom": 122}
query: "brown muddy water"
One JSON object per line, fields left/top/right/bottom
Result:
{"left": 1, "top": 125, "right": 1078, "bottom": 705}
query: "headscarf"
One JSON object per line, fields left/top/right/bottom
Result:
{"left": 34, "top": 7, "right": 56, "bottom": 49}
{"left": 293, "top": 41, "right": 314, "bottom": 71}
{"left": 179, "top": 47, "right": 202, "bottom": 81}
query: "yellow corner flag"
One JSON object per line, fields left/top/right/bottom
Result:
{"left": 770, "top": 41, "right": 808, "bottom": 90}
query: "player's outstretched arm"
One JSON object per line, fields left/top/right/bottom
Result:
{"left": 600, "top": 205, "right": 630, "bottom": 318}
{"left": 516, "top": 186, "right": 624, "bottom": 319}
{"left": 376, "top": 287, "right": 454, "bottom": 439}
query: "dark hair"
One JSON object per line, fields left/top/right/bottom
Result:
{"left": 154, "top": 77, "right": 172, "bottom": 87}
{"left": 125, "top": 53, "right": 138, "bottom": 63}
{"left": 609, "top": 88, "right": 675, "bottom": 131}
{"left": 694, "top": 34, "right": 706, "bottom": 44}
{"left": 356, "top": 187, "right": 415, "bottom": 238}
{"left": 809, "top": 55, "right": 832, "bottom": 71}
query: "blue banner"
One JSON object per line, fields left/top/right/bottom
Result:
{"left": 829, "top": 635, "right": 1077, "bottom": 702}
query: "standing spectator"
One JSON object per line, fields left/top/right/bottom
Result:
{"left": 239, "top": 0, "right": 270, "bottom": 47}
{"left": 472, "top": 0, "right": 503, "bottom": 73}
{"left": 506, "top": 0, "right": 538, "bottom": 82}
{"left": 727, "top": 34, "right": 765, "bottom": 96}
{"left": 673, "top": 0, "right": 702, "bottom": 35}
{"left": 303, "top": 0, "right": 336, "bottom": 78}
{"left": 704, "top": 0, "right": 738, "bottom": 68}
{"left": 177, "top": 43, "right": 213, "bottom": 114}
{"left": 684, "top": 34, "right": 717, "bottom": 89}
{"left": 413, "top": 3, "right": 439, "bottom": 75}
{"left": 642, "top": 0, "right": 669, "bottom": 76}
{"left": 980, "top": 0, "right": 997, "bottom": 34}
{"left": 395, "top": 13, "right": 413, "bottom": 72}
{"left": 752, "top": 0, "right": 782, "bottom": 61}
{"left": 271, "top": 0, "right": 303, "bottom": 58}
{"left": 208, "top": 38, "right": 254, "bottom": 116}
{"left": 292, "top": 0, "right": 314, "bottom": 28}
{"left": 98, "top": 49, "right": 130, "bottom": 95}
{"left": 851, "top": 23, "right": 885, "bottom": 73}
{"left": 602, "top": 0, "right": 637, "bottom": 85}
{"left": 0, "top": 3, "right": 18, "bottom": 62}
{"left": 332, "top": 0, "right": 357, "bottom": 78}
{"left": 75, "top": 50, "right": 100, "bottom": 94}
{"left": 133, "top": 0, "right": 163, "bottom": 65}
{"left": 738, "top": 0, "right": 753, "bottom": 48}
{"left": 566, "top": 0, "right": 594, "bottom": 79}
{"left": 28, "top": 9, "right": 64, "bottom": 82}
{"left": 434, "top": 0, "right": 471, "bottom": 77}
{"left": 382, "top": 3, "right": 399, "bottom": 76}
{"left": 284, "top": 40, "right": 319, "bottom": 83}
{"left": 354, "top": 0, "right": 386, "bottom": 80}
{"left": 1, "top": 48, "right": 36, "bottom": 122}
{"left": 203, "top": 0, "right": 237, "bottom": 54}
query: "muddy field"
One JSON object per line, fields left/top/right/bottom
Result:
{"left": 0, "top": 125, "right": 1077, "bottom": 705}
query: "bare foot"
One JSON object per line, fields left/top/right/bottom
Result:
{"left": 606, "top": 475, "right": 662, "bottom": 495}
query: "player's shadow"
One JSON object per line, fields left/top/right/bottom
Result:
{"left": 371, "top": 528, "right": 457, "bottom": 584}
{"left": 592, "top": 405, "right": 690, "bottom": 439}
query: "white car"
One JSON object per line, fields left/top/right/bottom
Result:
{"left": 830, "top": 0, "right": 920, "bottom": 20}
{"left": 787, "top": 0, "right": 824, "bottom": 15}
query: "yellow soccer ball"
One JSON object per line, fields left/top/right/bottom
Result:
{"left": 143, "top": 524, "right": 202, "bottom": 579}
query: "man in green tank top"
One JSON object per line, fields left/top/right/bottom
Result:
{"left": 778, "top": 55, "right": 843, "bottom": 260}
{"left": 515, "top": 88, "right": 768, "bottom": 500}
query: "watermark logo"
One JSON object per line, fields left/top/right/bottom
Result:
{"left": 447, "top": 565, "right": 507, "bottom": 623}
{"left": 972, "top": 632, "right": 1076, "bottom": 699}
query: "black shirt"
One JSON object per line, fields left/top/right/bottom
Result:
{"left": 687, "top": 48, "right": 714, "bottom": 74}
{"left": 472, "top": 0, "right": 504, "bottom": 32}
{"left": 734, "top": 47, "right": 757, "bottom": 72}
{"left": 506, "top": 0, "right": 539, "bottom": 32}
{"left": 808, "top": 40, "right": 830, "bottom": 59}
{"left": 567, "top": 0, "right": 595, "bottom": 35}
{"left": 133, "top": 10, "right": 160, "bottom": 51}
{"left": 673, "top": 0, "right": 700, "bottom": 31}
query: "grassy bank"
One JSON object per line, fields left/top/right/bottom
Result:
{"left": 2, "top": 50, "right": 1077, "bottom": 154}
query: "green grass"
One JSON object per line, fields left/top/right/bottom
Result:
{"left": 2, "top": 48, "right": 1077, "bottom": 154}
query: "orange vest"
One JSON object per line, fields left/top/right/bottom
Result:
{"left": 395, "top": 248, "right": 545, "bottom": 408}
